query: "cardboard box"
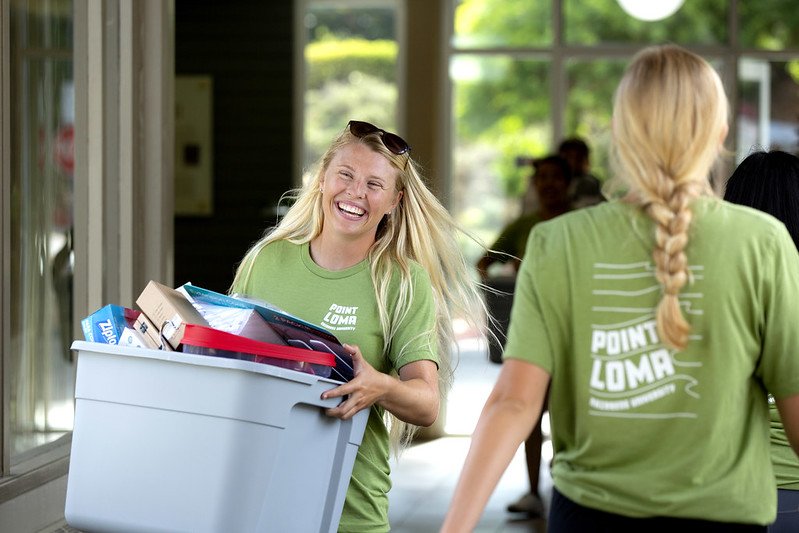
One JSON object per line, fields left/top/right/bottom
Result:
{"left": 136, "top": 280, "right": 209, "bottom": 349}
{"left": 65, "top": 341, "right": 368, "bottom": 533}
{"left": 132, "top": 313, "right": 170, "bottom": 351}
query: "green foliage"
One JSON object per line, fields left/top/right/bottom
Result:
{"left": 303, "top": 74, "right": 397, "bottom": 169}
{"left": 306, "top": 7, "right": 395, "bottom": 42}
{"left": 305, "top": 39, "right": 397, "bottom": 90}
{"left": 739, "top": 0, "right": 799, "bottom": 49}
{"left": 454, "top": 0, "right": 551, "bottom": 47}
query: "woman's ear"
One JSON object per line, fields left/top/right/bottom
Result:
{"left": 719, "top": 124, "right": 729, "bottom": 148}
{"left": 393, "top": 190, "right": 404, "bottom": 211}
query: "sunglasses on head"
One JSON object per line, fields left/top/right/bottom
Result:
{"left": 347, "top": 120, "right": 411, "bottom": 156}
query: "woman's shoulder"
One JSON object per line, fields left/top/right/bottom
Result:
{"left": 383, "top": 258, "right": 433, "bottom": 294}
{"left": 400, "top": 258, "right": 432, "bottom": 284}
{"left": 245, "top": 239, "right": 302, "bottom": 271}
{"left": 698, "top": 198, "right": 788, "bottom": 239}
{"left": 253, "top": 238, "right": 298, "bottom": 257}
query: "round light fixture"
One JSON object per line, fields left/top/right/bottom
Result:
{"left": 617, "top": 0, "right": 685, "bottom": 21}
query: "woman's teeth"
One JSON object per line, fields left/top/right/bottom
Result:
{"left": 338, "top": 202, "right": 365, "bottom": 216}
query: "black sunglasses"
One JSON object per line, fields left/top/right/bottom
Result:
{"left": 348, "top": 120, "right": 411, "bottom": 156}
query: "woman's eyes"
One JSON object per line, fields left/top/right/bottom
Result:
{"left": 337, "top": 172, "right": 386, "bottom": 191}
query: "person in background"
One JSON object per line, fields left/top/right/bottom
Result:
{"left": 475, "top": 154, "right": 573, "bottom": 519}
{"left": 442, "top": 44, "right": 799, "bottom": 532}
{"left": 558, "top": 136, "right": 605, "bottom": 208}
{"left": 230, "top": 120, "right": 487, "bottom": 533}
{"left": 476, "top": 155, "right": 572, "bottom": 278}
{"left": 724, "top": 149, "right": 799, "bottom": 533}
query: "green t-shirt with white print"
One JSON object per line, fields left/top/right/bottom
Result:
{"left": 504, "top": 198, "right": 799, "bottom": 525}
{"left": 232, "top": 239, "right": 438, "bottom": 533}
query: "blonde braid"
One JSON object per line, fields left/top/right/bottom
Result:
{"left": 610, "top": 45, "right": 729, "bottom": 351}
{"left": 644, "top": 180, "right": 703, "bottom": 350}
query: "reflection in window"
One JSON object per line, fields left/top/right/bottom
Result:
{"left": 302, "top": 2, "right": 399, "bottom": 171}
{"left": 10, "top": 0, "right": 75, "bottom": 459}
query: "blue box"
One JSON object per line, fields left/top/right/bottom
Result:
{"left": 81, "top": 305, "right": 140, "bottom": 346}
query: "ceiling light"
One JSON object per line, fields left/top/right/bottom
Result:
{"left": 617, "top": 0, "right": 685, "bottom": 21}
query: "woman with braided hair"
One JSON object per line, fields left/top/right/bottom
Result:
{"left": 442, "top": 44, "right": 799, "bottom": 532}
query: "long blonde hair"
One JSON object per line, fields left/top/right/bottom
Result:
{"left": 609, "top": 45, "right": 728, "bottom": 350}
{"left": 231, "top": 125, "right": 487, "bottom": 452}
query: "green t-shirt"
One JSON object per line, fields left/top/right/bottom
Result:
{"left": 232, "top": 240, "right": 438, "bottom": 532}
{"left": 504, "top": 198, "right": 799, "bottom": 524}
{"left": 489, "top": 212, "right": 543, "bottom": 261}
{"left": 769, "top": 396, "right": 799, "bottom": 490}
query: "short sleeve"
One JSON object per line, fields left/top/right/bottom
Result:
{"left": 388, "top": 265, "right": 439, "bottom": 370}
{"left": 502, "top": 226, "right": 555, "bottom": 373}
{"left": 758, "top": 225, "right": 799, "bottom": 399}
{"left": 230, "top": 246, "right": 262, "bottom": 295}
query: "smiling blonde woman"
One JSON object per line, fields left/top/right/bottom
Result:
{"left": 230, "top": 120, "right": 487, "bottom": 533}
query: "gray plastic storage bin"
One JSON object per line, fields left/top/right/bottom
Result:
{"left": 65, "top": 341, "right": 368, "bottom": 533}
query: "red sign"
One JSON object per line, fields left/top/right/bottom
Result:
{"left": 54, "top": 124, "right": 74, "bottom": 175}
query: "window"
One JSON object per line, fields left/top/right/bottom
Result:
{"left": 9, "top": 0, "right": 75, "bottom": 462}
{"left": 448, "top": 0, "right": 799, "bottom": 263}
{"left": 450, "top": 54, "right": 551, "bottom": 261}
{"left": 300, "top": 0, "right": 403, "bottom": 173}
{"left": 737, "top": 58, "right": 799, "bottom": 161}
{"left": 562, "top": 0, "right": 727, "bottom": 46}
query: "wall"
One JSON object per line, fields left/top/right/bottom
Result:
{"left": 174, "top": 0, "right": 294, "bottom": 293}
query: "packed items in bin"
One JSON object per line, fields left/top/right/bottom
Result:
{"left": 135, "top": 280, "right": 210, "bottom": 350}
{"left": 79, "top": 280, "right": 354, "bottom": 380}
{"left": 179, "top": 283, "right": 355, "bottom": 382}
{"left": 181, "top": 324, "right": 334, "bottom": 377}
{"left": 82, "top": 305, "right": 142, "bottom": 347}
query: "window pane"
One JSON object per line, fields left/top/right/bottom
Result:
{"left": 563, "top": 0, "right": 727, "bottom": 46}
{"left": 10, "top": 0, "right": 75, "bottom": 459}
{"left": 303, "top": 3, "right": 399, "bottom": 170}
{"left": 736, "top": 58, "right": 799, "bottom": 161}
{"left": 450, "top": 55, "right": 551, "bottom": 264}
{"left": 739, "top": 0, "right": 799, "bottom": 50}
{"left": 452, "top": 0, "right": 551, "bottom": 48}
{"left": 564, "top": 59, "right": 628, "bottom": 183}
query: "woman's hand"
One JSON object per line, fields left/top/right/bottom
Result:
{"left": 321, "top": 343, "right": 391, "bottom": 420}
{"left": 321, "top": 343, "right": 439, "bottom": 425}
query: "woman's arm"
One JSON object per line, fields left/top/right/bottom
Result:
{"left": 321, "top": 344, "right": 439, "bottom": 426}
{"left": 440, "top": 359, "right": 550, "bottom": 532}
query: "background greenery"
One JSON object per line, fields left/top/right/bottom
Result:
{"left": 302, "top": 1, "right": 799, "bottom": 261}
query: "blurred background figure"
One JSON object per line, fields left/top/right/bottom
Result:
{"left": 558, "top": 137, "right": 605, "bottom": 208}
{"left": 477, "top": 155, "right": 573, "bottom": 279}
{"left": 476, "top": 154, "right": 572, "bottom": 519}
{"left": 724, "top": 149, "right": 799, "bottom": 533}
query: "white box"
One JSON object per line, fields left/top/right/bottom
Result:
{"left": 65, "top": 341, "right": 368, "bottom": 533}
